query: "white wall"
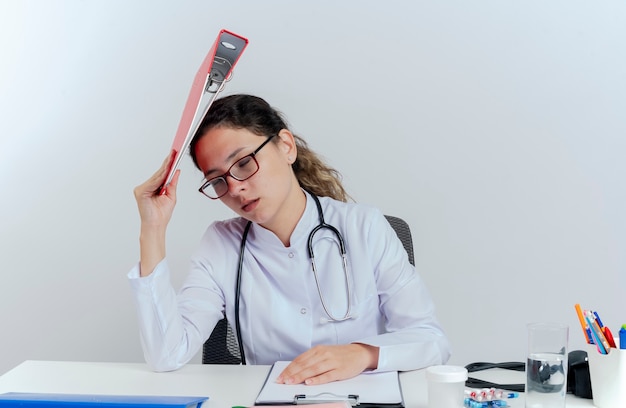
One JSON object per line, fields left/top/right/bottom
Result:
{"left": 1, "top": 0, "right": 625, "bottom": 375}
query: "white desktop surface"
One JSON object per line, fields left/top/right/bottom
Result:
{"left": 0, "top": 361, "right": 595, "bottom": 408}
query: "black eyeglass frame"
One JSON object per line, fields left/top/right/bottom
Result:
{"left": 198, "top": 134, "right": 276, "bottom": 199}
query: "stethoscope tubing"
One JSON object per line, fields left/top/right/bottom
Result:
{"left": 234, "top": 220, "right": 252, "bottom": 364}
{"left": 233, "top": 193, "right": 352, "bottom": 365}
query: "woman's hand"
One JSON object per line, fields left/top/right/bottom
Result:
{"left": 276, "top": 343, "right": 379, "bottom": 385}
{"left": 134, "top": 151, "right": 180, "bottom": 226}
{"left": 133, "top": 151, "right": 181, "bottom": 276}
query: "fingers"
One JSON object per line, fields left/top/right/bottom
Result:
{"left": 276, "top": 344, "right": 378, "bottom": 385}
{"left": 162, "top": 168, "right": 181, "bottom": 197}
{"left": 278, "top": 359, "right": 340, "bottom": 386}
{"left": 133, "top": 152, "right": 181, "bottom": 227}
{"left": 276, "top": 349, "right": 330, "bottom": 385}
{"left": 301, "top": 370, "right": 339, "bottom": 386}
{"left": 134, "top": 151, "right": 177, "bottom": 199}
{"left": 151, "top": 150, "right": 178, "bottom": 194}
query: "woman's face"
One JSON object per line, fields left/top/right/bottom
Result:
{"left": 194, "top": 126, "right": 300, "bottom": 228}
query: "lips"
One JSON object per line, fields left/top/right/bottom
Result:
{"left": 241, "top": 198, "right": 259, "bottom": 213}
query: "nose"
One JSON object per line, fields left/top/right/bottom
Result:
{"left": 226, "top": 175, "right": 247, "bottom": 197}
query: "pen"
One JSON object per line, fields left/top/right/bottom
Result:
{"left": 593, "top": 311, "right": 605, "bottom": 328}
{"left": 585, "top": 312, "right": 609, "bottom": 354}
{"left": 620, "top": 325, "right": 626, "bottom": 350}
{"left": 593, "top": 310, "right": 616, "bottom": 348}
{"left": 574, "top": 304, "right": 593, "bottom": 344}
{"left": 587, "top": 310, "right": 611, "bottom": 351}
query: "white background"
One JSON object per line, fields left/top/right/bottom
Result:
{"left": 1, "top": 0, "right": 624, "bottom": 375}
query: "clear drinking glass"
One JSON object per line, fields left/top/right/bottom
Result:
{"left": 525, "top": 322, "right": 569, "bottom": 408}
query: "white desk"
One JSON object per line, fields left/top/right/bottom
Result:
{"left": 0, "top": 361, "right": 595, "bottom": 408}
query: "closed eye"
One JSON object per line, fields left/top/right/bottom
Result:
{"left": 235, "top": 155, "right": 253, "bottom": 169}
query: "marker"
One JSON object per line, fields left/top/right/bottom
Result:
{"left": 603, "top": 326, "right": 617, "bottom": 348}
{"left": 574, "top": 304, "right": 593, "bottom": 344}
{"left": 620, "top": 325, "right": 626, "bottom": 350}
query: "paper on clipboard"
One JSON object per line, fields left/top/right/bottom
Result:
{"left": 160, "top": 29, "right": 248, "bottom": 193}
{"left": 255, "top": 361, "right": 404, "bottom": 407}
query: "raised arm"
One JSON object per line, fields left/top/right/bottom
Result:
{"left": 133, "top": 151, "right": 180, "bottom": 277}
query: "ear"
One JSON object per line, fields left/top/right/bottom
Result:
{"left": 276, "top": 129, "right": 297, "bottom": 164}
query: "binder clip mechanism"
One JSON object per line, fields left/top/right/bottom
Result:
{"left": 205, "top": 56, "right": 232, "bottom": 93}
{"left": 294, "top": 393, "right": 359, "bottom": 406}
{"left": 204, "top": 31, "right": 245, "bottom": 94}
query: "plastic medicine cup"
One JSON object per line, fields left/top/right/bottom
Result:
{"left": 426, "top": 365, "right": 468, "bottom": 408}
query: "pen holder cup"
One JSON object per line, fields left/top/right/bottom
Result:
{"left": 586, "top": 342, "right": 626, "bottom": 408}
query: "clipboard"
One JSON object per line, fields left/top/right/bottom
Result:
{"left": 254, "top": 361, "right": 405, "bottom": 407}
{"left": 160, "top": 29, "right": 249, "bottom": 193}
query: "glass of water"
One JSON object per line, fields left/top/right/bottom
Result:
{"left": 525, "top": 322, "right": 569, "bottom": 408}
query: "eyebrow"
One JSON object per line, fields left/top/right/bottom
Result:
{"left": 203, "top": 146, "right": 248, "bottom": 178}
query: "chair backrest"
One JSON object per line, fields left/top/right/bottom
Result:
{"left": 202, "top": 214, "right": 415, "bottom": 364}
{"left": 384, "top": 215, "right": 415, "bottom": 266}
{"left": 202, "top": 317, "right": 242, "bottom": 364}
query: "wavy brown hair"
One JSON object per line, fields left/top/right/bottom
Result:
{"left": 189, "top": 94, "right": 350, "bottom": 202}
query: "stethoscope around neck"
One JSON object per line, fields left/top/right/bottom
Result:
{"left": 233, "top": 193, "right": 354, "bottom": 364}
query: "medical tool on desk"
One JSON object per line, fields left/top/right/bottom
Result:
{"left": 234, "top": 193, "right": 353, "bottom": 364}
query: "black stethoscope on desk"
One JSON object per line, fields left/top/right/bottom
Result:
{"left": 233, "top": 193, "right": 354, "bottom": 364}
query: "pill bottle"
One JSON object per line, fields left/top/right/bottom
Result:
{"left": 426, "top": 365, "right": 468, "bottom": 408}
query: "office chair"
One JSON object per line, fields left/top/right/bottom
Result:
{"left": 202, "top": 317, "right": 242, "bottom": 364}
{"left": 383, "top": 215, "right": 415, "bottom": 267}
{"left": 202, "top": 214, "right": 415, "bottom": 364}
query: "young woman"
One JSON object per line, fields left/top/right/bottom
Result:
{"left": 129, "top": 94, "right": 450, "bottom": 385}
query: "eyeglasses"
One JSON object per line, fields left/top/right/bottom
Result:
{"left": 199, "top": 134, "right": 276, "bottom": 199}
